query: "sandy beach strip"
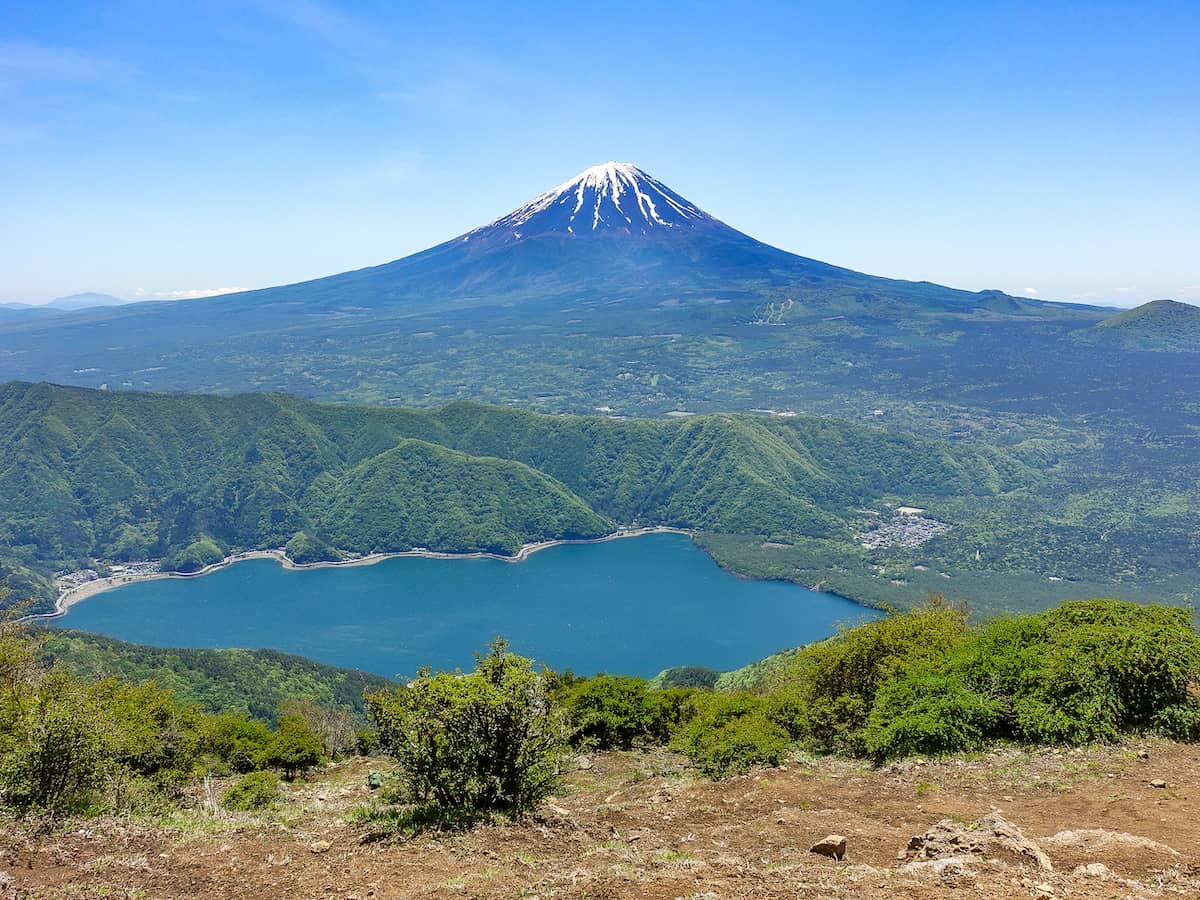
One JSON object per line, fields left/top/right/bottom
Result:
{"left": 33, "top": 526, "right": 692, "bottom": 622}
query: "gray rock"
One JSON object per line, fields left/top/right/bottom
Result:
{"left": 901, "top": 855, "right": 976, "bottom": 877}
{"left": 810, "top": 834, "right": 847, "bottom": 860}
{"left": 906, "top": 812, "right": 1052, "bottom": 871}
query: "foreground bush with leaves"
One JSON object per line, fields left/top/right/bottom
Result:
{"left": 773, "top": 597, "right": 1200, "bottom": 763}
{"left": 365, "top": 639, "right": 563, "bottom": 826}
{"left": 0, "top": 611, "right": 331, "bottom": 819}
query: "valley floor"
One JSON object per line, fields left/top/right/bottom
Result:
{"left": 2, "top": 739, "right": 1197, "bottom": 898}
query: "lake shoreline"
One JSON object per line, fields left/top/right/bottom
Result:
{"left": 34, "top": 526, "right": 694, "bottom": 622}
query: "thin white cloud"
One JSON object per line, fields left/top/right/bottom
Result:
{"left": 248, "top": 0, "right": 389, "bottom": 54}
{"left": 132, "top": 287, "right": 249, "bottom": 300}
{"left": 1112, "top": 286, "right": 1138, "bottom": 294}
{"left": 1022, "top": 287, "right": 1038, "bottom": 295}
{"left": 334, "top": 151, "right": 426, "bottom": 190}
{"left": 0, "top": 39, "right": 133, "bottom": 84}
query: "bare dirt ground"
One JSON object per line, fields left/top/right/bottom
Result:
{"left": 1, "top": 737, "right": 1196, "bottom": 899}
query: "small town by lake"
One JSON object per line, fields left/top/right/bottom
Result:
{"left": 56, "top": 533, "right": 878, "bottom": 678}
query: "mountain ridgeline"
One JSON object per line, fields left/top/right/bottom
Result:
{"left": 0, "top": 381, "right": 1029, "bottom": 609}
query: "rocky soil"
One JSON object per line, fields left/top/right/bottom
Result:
{"left": 0, "top": 738, "right": 1196, "bottom": 898}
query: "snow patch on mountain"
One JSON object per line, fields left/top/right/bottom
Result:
{"left": 468, "top": 163, "right": 714, "bottom": 241}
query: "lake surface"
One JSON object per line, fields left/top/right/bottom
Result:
{"left": 58, "top": 533, "right": 878, "bottom": 678}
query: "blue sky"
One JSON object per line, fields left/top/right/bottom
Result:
{"left": 2, "top": 0, "right": 1197, "bottom": 306}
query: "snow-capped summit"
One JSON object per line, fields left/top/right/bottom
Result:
{"left": 468, "top": 162, "right": 714, "bottom": 243}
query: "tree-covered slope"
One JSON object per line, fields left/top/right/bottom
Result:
{"left": 0, "top": 382, "right": 1027, "bottom": 609}
{"left": 40, "top": 629, "right": 392, "bottom": 723}
{"left": 304, "top": 438, "right": 608, "bottom": 555}
{"left": 1088, "top": 299, "right": 1200, "bottom": 351}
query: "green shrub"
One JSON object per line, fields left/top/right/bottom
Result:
{"left": 366, "top": 639, "right": 563, "bottom": 825}
{"left": 196, "top": 712, "right": 273, "bottom": 774}
{"left": 278, "top": 698, "right": 357, "bottom": 759}
{"left": 259, "top": 714, "right": 323, "bottom": 779}
{"left": 769, "top": 596, "right": 969, "bottom": 754}
{"left": 949, "top": 599, "right": 1200, "bottom": 746}
{"left": 90, "top": 679, "right": 198, "bottom": 781}
{"left": 1152, "top": 702, "right": 1200, "bottom": 740}
{"left": 670, "top": 693, "right": 789, "bottom": 777}
{"left": 824, "top": 598, "right": 1200, "bottom": 761}
{"left": 561, "top": 675, "right": 698, "bottom": 749}
{"left": 356, "top": 728, "right": 380, "bottom": 756}
{"left": 864, "top": 670, "right": 1000, "bottom": 761}
{"left": 0, "top": 672, "right": 111, "bottom": 815}
{"left": 222, "top": 770, "right": 280, "bottom": 811}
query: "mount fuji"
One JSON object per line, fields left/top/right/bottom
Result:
{"left": 186, "top": 160, "right": 1048, "bottom": 316}
{"left": 0, "top": 161, "right": 1110, "bottom": 406}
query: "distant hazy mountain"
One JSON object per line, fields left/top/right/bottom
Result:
{"left": 1089, "top": 299, "right": 1200, "bottom": 351}
{"left": 0, "top": 303, "right": 63, "bottom": 321}
{"left": 0, "top": 292, "right": 128, "bottom": 318}
{"left": 46, "top": 292, "right": 129, "bottom": 311}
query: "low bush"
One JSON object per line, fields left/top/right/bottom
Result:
{"left": 670, "top": 694, "right": 789, "bottom": 777}
{"left": 559, "top": 675, "right": 701, "bottom": 749}
{"left": 366, "top": 639, "right": 563, "bottom": 824}
{"left": 767, "top": 596, "right": 969, "bottom": 755}
{"left": 195, "top": 712, "right": 273, "bottom": 775}
{"left": 947, "top": 600, "right": 1200, "bottom": 746}
{"left": 847, "top": 599, "right": 1200, "bottom": 760}
{"left": 0, "top": 613, "right": 361, "bottom": 821}
{"left": 0, "top": 671, "right": 111, "bottom": 815}
{"left": 222, "top": 770, "right": 280, "bottom": 811}
{"left": 863, "top": 670, "right": 1000, "bottom": 761}
{"left": 259, "top": 714, "right": 323, "bottom": 779}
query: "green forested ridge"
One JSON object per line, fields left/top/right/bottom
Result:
{"left": 1087, "top": 299, "right": 1200, "bottom": 351}
{"left": 41, "top": 630, "right": 392, "bottom": 723}
{"left": 0, "top": 381, "right": 1029, "bottom": 610}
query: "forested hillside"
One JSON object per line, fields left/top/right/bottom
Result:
{"left": 41, "top": 629, "right": 391, "bottom": 723}
{"left": 0, "top": 382, "right": 1026, "bottom": 609}
{"left": 1088, "top": 299, "right": 1200, "bottom": 350}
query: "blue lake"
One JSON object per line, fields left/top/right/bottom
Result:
{"left": 56, "top": 533, "right": 878, "bottom": 678}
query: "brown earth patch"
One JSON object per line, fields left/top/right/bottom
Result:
{"left": 0, "top": 738, "right": 1197, "bottom": 898}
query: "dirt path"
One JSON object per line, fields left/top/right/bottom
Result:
{"left": 2, "top": 738, "right": 1196, "bottom": 898}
